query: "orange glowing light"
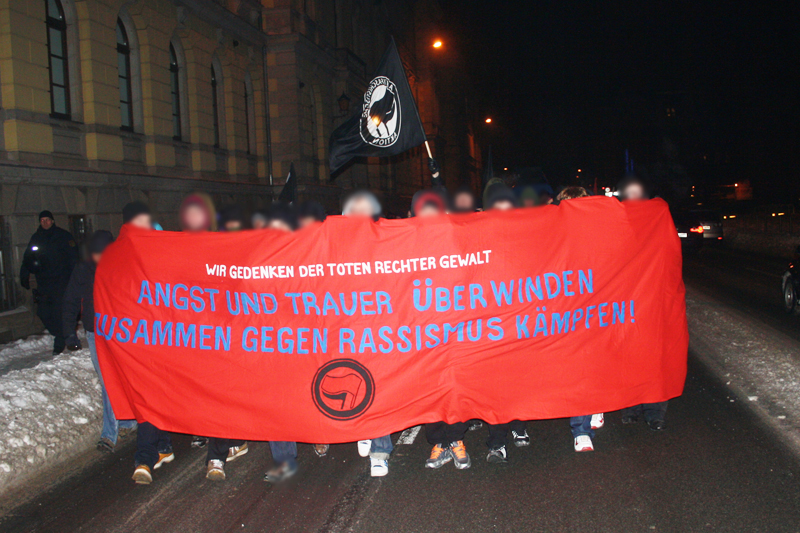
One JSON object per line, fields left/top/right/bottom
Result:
{"left": 433, "top": 40, "right": 443, "bottom": 49}
{"left": 485, "top": 118, "right": 492, "bottom": 124}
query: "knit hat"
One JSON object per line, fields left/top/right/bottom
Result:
{"left": 410, "top": 189, "right": 447, "bottom": 217}
{"left": 485, "top": 182, "right": 518, "bottom": 210}
{"left": 122, "top": 201, "right": 151, "bottom": 223}
{"left": 38, "top": 210, "right": 54, "bottom": 220}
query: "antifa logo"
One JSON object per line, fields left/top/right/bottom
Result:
{"left": 312, "top": 359, "right": 375, "bottom": 420}
{"left": 359, "top": 76, "right": 401, "bottom": 148}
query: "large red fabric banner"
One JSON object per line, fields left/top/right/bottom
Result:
{"left": 94, "top": 197, "right": 687, "bottom": 443}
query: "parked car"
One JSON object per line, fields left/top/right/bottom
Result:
{"left": 782, "top": 246, "right": 800, "bottom": 313}
{"left": 691, "top": 210, "right": 724, "bottom": 241}
{"left": 673, "top": 211, "right": 705, "bottom": 253}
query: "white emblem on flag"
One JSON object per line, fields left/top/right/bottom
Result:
{"left": 360, "top": 76, "right": 401, "bottom": 147}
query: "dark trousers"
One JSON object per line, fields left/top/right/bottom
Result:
{"left": 425, "top": 421, "right": 468, "bottom": 447}
{"left": 486, "top": 420, "right": 527, "bottom": 449}
{"left": 207, "top": 438, "right": 245, "bottom": 463}
{"left": 36, "top": 294, "right": 65, "bottom": 352}
{"left": 622, "top": 402, "right": 668, "bottom": 422}
{"left": 135, "top": 421, "right": 172, "bottom": 469}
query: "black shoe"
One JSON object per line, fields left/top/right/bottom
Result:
{"left": 648, "top": 420, "right": 666, "bottom": 431}
{"left": 486, "top": 446, "right": 508, "bottom": 464}
{"left": 468, "top": 420, "right": 483, "bottom": 431}
{"left": 52, "top": 347, "right": 65, "bottom": 355}
{"left": 191, "top": 436, "right": 208, "bottom": 448}
{"left": 621, "top": 415, "right": 639, "bottom": 425}
{"left": 96, "top": 438, "right": 114, "bottom": 452}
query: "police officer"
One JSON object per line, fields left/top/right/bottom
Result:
{"left": 20, "top": 210, "right": 79, "bottom": 354}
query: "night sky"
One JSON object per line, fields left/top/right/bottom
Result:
{"left": 440, "top": 1, "right": 799, "bottom": 202}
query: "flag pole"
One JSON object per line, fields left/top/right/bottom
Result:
{"left": 424, "top": 140, "right": 433, "bottom": 159}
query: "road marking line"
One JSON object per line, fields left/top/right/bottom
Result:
{"left": 396, "top": 425, "right": 421, "bottom": 445}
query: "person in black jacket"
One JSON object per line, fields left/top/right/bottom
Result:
{"left": 63, "top": 230, "right": 136, "bottom": 452}
{"left": 20, "top": 211, "right": 79, "bottom": 354}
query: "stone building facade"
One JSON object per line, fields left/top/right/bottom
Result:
{"left": 0, "top": 0, "right": 482, "bottom": 340}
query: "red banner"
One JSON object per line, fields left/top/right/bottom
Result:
{"left": 95, "top": 197, "right": 687, "bottom": 443}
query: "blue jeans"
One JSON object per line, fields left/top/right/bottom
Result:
{"left": 270, "top": 441, "right": 298, "bottom": 468}
{"left": 369, "top": 435, "right": 393, "bottom": 460}
{"left": 87, "top": 332, "right": 136, "bottom": 445}
{"left": 570, "top": 416, "right": 595, "bottom": 438}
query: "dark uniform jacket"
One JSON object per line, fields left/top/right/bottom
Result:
{"left": 62, "top": 261, "right": 96, "bottom": 336}
{"left": 20, "top": 225, "right": 78, "bottom": 296}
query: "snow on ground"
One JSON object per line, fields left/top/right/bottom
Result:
{"left": 0, "top": 332, "right": 102, "bottom": 496}
{"left": 687, "top": 287, "right": 800, "bottom": 449}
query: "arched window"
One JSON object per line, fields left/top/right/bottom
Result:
{"left": 46, "top": 0, "right": 70, "bottom": 118}
{"left": 116, "top": 19, "right": 133, "bottom": 130}
{"left": 211, "top": 65, "right": 220, "bottom": 147}
{"left": 169, "top": 44, "right": 182, "bottom": 140}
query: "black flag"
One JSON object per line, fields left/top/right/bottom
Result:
{"left": 329, "top": 37, "right": 427, "bottom": 175}
{"left": 278, "top": 163, "right": 296, "bottom": 204}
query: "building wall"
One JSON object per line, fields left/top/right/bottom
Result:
{"left": 0, "top": 0, "right": 481, "bottom": 340}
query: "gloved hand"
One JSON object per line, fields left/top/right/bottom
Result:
{"left": 66, "top": 334, "right": 81, "bottom": 351}
{"left": 20, "top": 276, "right": 29, "bottom": 290}
{"left": 428, "top": 158, "right": 440, "bottom": 178}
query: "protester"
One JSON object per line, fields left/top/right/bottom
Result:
{"left": 617, "top": 174, "right": 649, "bottom": 201}
{"left": 122, "top": 201, "right": 153, "bottom": 229}
{"left": 481, "top": 185, "right": 531, "bottom": 462}
{"left": 516, "top": 184, "right": 540, "bottom": 208}
{"left": 61, "top": 230, "right": 135, "bottom": 452}
{"left": 451, "top": 186, "right": 477, "bottom": 213}
{"left": 556, "top": 186, "right": 590, "bottom": 201}
{"left": 266, "top": 202, "right": 299, "bottom": 232}
{"left": 251, "top": 209, "right": 269, "bottom": 230}
{"left": 410, "top": 189, "right": 448, "bottom": 217}
{"left": 19, "top": 210, "right": 79, "bottom": 355}
{"left": 180, "top": 192, "right": 217, "bottom": 232}
{"left": 340, "top": 191, "right": 393, "bottom": 477}
{"left": 297, "top": 200, "right": 327, "bottom": 229}
{"left": 342, "top": 190, "right": 382, "bottom": 220}
{"left": 219, "top": 205, "right": 244, "bottom": 232}
{"left": 534, "top": 183, "right": 555, "bottom": 205}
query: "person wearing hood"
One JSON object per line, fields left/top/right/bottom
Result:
{"left": 339, "top": 192, "right": 394, "bottom": 477}
{"left": 517, "top": 184, "right": 540, "bottom": 208}
{"left": 410, "top": 189, "right": 448, "bottom": 218}
{"left": 20, "top": 210, "right": 79, "bottom": 355}
{"left": 297, "top": 201, "right": 327, "bottom": 229}
{"left": 534, "top": 183, "right": 555, "bottom": 206}
{"left": 180, "top": 193, "right": 217, "bottom": 232}
{"left": 62, "top": 230, "right": 136, "bottom": 452}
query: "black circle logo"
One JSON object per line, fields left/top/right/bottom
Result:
{"left": 312, "top": 359, "right": 375, "bottom": 420}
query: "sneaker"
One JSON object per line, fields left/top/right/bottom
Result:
{"left": 264, "top": 461, "right": 298, "bottom": 484}
{"left": 370, "top": 458, "right": 389, "bottom": 477}
{"left": 487, "top": 445, "right": 508, "bottom": 464}
{"left": 648, "top": 419, "right": 666, "bottom": 431}
{"left": 206, "top": 459, "right": 225, "bottom": 481}
{"left": 357, "top": 440, "right": 372, "bottom": 458}
{"left": 574, "top": 435, "right": 594, "bottom": 452}
{"left": 153, "top": 450, "right": 175, "bottom": 469}
{"left": 512, "top": 430, "right": 531, "bottom": 447}
{"left": 227, "top": 443, "right": 249, "bottom": 462}
{"left": 191, "top": 436, "right": 208, "bottom": 448}
{"left": 132, "top": 464, "right": 152, "bottom": 484}
{"left": 96, "top": 437, "right": 114, "bottom": 453}
{"left": 591, "top": 413, "right": 605, "bottom": 430}
{"left": 449, "top": 441, "right": 471, "bottom": 470}
{"left": 425, "top": 444, "right": 453, "bottom": 469}
{"left": 314, "top": 444, "right": 330, "bottom": 457}
{"left": 468, "top": 420, "right": 483, "bottom": 431}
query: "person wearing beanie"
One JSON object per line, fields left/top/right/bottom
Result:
{"left": 122, "top": 201, "right": 152, "bottom": 230}
{"left": 484, "top": 182, "right": 519, "bottom": 211}
{"left": 218, "top": 205, "right": 244, "bottom": 232}
{"left": 516, "top": 184, "right": 540, "bottom": 208}
{"left": 19, "top": 210, "right": 79, "bottom": 355}
{"left": 179, "top": 192, "right": 217, "bottom": 232}
{"left": 62, "top": 230, "right": 136, "bottom": 452}
{"left": 266, "top": 203, "right": 298, "bottom": 232}
{"left": 410, "top": 189, "right": 448, "bottom": 218}
{"left": 297, "top": 201, "right": 327, "bottom": 229}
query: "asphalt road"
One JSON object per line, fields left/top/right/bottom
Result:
{"left": 3, "top": 245, "right": 800, "bottom": 533}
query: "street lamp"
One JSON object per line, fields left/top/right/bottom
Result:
{"left": 433, "top": 40, "right": 443, "bottom": 49}
{"left": 485, "top": 118, "right": 492, "bottom": 124}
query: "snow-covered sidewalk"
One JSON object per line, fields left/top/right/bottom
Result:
{"left": 687, "top": 286, "right": 800, "bottom": 451}
{"left": 0, "top": 333, "right": 102, "bottom": 498}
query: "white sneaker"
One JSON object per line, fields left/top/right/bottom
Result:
{"left": 574, "top": 435, "right": 594, "bottom": 452}
{"left": 370, "top": 458, "right": 388, "bottom": 477}
{"left": 591, "top": 413, "right": 605, "bottom": 430}
{"left": 357, "top": 440, "right": 372, "bottom": 457}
